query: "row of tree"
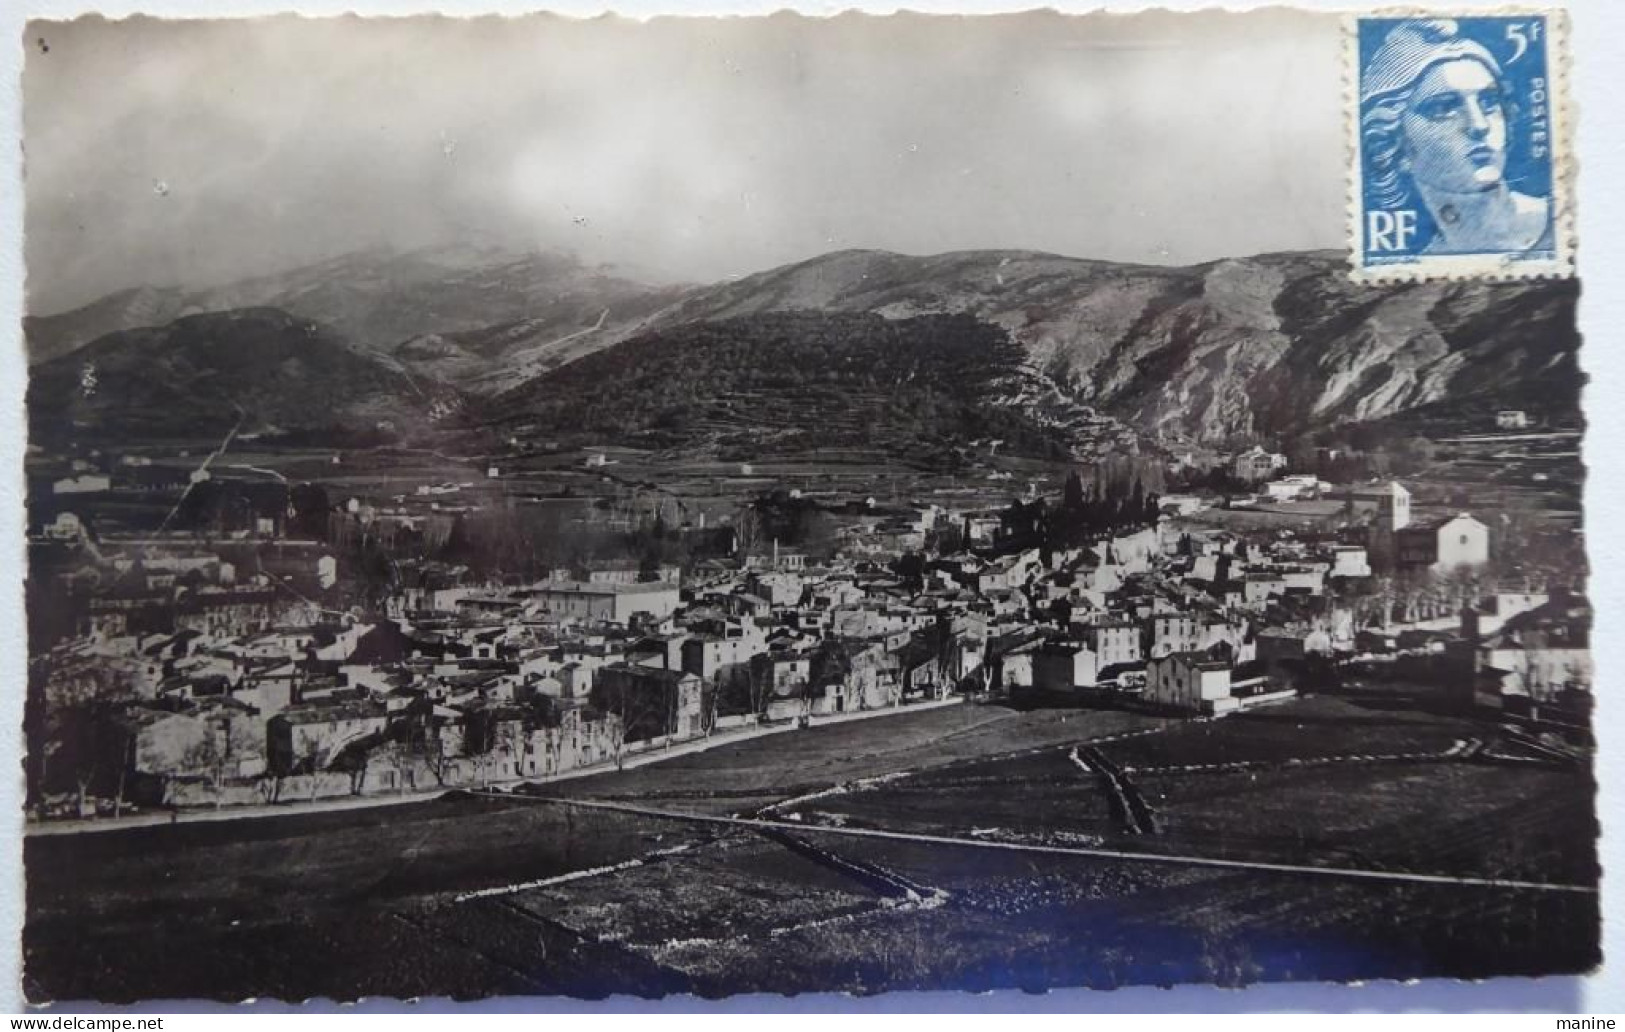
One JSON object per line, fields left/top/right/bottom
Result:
{"left": 998, "top": 466, "right": 1162, "bottom": 555}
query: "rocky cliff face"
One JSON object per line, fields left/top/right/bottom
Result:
{"left": 32, "top": 246, "right": 1581, "bottom": 447}
{"left": 588, "top": 248, "right": 1580, "bottom": 442}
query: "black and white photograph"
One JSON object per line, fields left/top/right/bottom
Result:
{"left": 15, "top": 6, "right": 1601, "bottom": 1006}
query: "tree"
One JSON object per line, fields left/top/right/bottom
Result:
{"left": 299, "top": 736, "right": 325, "bottom": 801}
{"left": 732, "top": 505, "right": 763, "bottom": 560}
{"left": 30, "top": 650, "right": 142, "bottom": 818}
{"left": 289, "top": 482, "right": 333, "bottom": 540}
{"left": 700, "top": 680, "right": 723, "bottom": 737}
{"left": 926, "top": 521, "right": 964, "bottom": 556}
{"left": 893, "top": 552, "right": 927, "bottom": 591}
{"left": 54, "top": 705, "right": 118, "bottom": 818}
{"left": 1437, "top": 564, "right": 1485, "bottom": 613}
{"left": 1287, "top": 438, "right": 1320, "bottom": 475}
{"left": 408, "top": 713, "right": 450, "bottom": 787}
{"left": 1049, "top": 598, "right": 1074, "bottom": 629}
{"left": 1361, "top": 573, "right": 1396, "bottom": 632}
{"left": 607, "top": 713, "right": 627, "bottom": 771}
{"left": 1001, "top": 497, "right": 1049, "bottom": 546}
{"left": 1503, "top": 649, "right": 1544, "bottom": 706}
{"left": 176, "top": 724, "right": 228, "bottom": 810}
{"left": 1063, "top": 470, "right": 1087, "bottom": 512}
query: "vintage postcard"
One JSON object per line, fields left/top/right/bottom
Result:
{"left": 17, "top": 4, "right": 1598, "bottom": 1007}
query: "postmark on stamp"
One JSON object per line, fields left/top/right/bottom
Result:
{"left": 1348, "top": 10, "right": 1573, "bottom": 281}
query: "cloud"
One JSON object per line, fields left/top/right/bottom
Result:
{"left": 23, "top": 9, "right": 1344, "bottom": 313}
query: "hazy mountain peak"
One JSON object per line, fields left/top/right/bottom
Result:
{"left": 26, "top": 244, "right": 1580, "bottom": 452}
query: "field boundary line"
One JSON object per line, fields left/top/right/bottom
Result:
{"left": 455, "top": 842, "right": 697, "bottom": 902}
{"left": 490, "top": 792, "right": 1598, "bottom": 895}
{"left": 1070, "top": 746, "right": 1156, "bottom": 835}
{"left": 1119, "top": 738, "right": 1484, "bottom": 776}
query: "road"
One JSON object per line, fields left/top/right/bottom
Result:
{"left": 493, "top": 792, "right": 1598, "bottom": 896}
{"left": 24, "top": 698, "right": 1598, "bottom": 1001}
{"left": 26, "top": 696, "right": 968, "bottom": 838}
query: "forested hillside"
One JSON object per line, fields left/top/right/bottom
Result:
{"left": 490, "top": 310, "right": 1073, "bottom": 462}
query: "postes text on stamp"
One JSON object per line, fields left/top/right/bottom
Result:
{"left": 1349, "top": 11, "right": 1572, "bottom": 281}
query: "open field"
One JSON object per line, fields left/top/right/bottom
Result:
{"left": 1139, "top": 762, "right": 1595, "bottom": 883}
{"left": 1091, "top": 696, "right": 1477, "bottom": 770}
{"left": 764, "top": 746, "right": 1125, "bottom": 844}
{"left": 27, "top": 435, "right": 1069, "bottom": 544}
{"left": 490, "top": 828, "right": 1596, "bottom": 994}
{"left": 24, "top": 697, "right": 1598, "bottom": 1002}
{"left": 546, "top": 703, "right": 1167, "bottom": 815}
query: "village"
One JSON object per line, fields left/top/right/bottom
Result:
{"left": 13, "top": 3, "right": 1608, "bottom": 1002}
{"left": 23, "top": 415, "right": 1593, "bottom": 823}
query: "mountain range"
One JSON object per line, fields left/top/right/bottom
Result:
{"left": 26, "top": 244, "right": 1582, "bottom": 456}
{"left": 27, "top": 308, "right": 448, "bottom": 445}
{"left": 25, "top": 245, "right": 685, "bottom": 383}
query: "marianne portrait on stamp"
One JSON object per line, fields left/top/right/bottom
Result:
{"left": 1360, "top": 18, "right": 1552, "bottom": 256}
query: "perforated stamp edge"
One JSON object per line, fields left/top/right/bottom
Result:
{"left": 1343, "top": 6, "right": 1576, "bottom": 284}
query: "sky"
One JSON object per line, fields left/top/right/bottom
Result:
{"left": 22, "top": 9, "right": 1345, "bottom": 314}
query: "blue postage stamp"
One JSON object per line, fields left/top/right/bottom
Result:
{"left": 1348, "top": 11, "right": 1573, "bottom": 280}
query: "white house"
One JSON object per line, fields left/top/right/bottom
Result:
{"left": 53, "top": 474, "right": 112, "bottom": 495}
{"left": 1262, "top": 474, "right": 1322, "bottom": 502}
{"left": 1159, "top": 494, "right": 1207, "bottom": 517}
{"left": 1329, "top": 545, "right": 1372, "bottom": 579}
{"left": 1232, "top": 447, "right": 1287, "bottom": 483}
{"left": 1397, "top": 514, "right": 1490, "bottom": 574}
{"left": 1032, "top": 641, "right": 1098, "bottom": 692}
{"left": 1146, "top": 652, "right": 1234, "bottom": 715}
{"left": 523, "top": 582, "right": 682, "bottom": 626}
{"left": 1345, "top": 480, "right": 1412, "bottom": 532}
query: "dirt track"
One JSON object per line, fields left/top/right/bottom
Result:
{"left": 24, "top": 697, "right": 1600, "bottom": 1002}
